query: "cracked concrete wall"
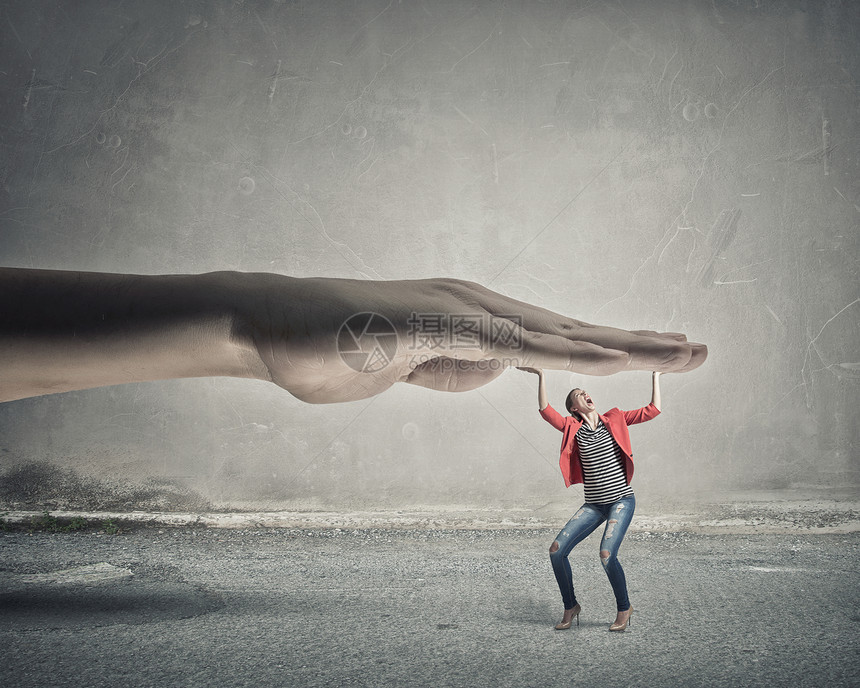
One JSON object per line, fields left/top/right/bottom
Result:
{"left": 0, "top": 0, "right": 857, "bottom": 511}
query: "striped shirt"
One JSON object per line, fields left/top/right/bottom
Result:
{"left": 575, "top": 419, "right": 634, "bottom": 504}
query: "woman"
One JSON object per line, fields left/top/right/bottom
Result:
{"left": 520, "top": 367, "right": 662, "bottom": 632}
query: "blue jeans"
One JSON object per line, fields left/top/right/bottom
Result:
{"left": 549, "top": 495, "right": 636, "bottom": 612}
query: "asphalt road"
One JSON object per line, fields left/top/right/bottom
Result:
{"left": 1, "top": 527, "right": 858, "bottom": 687}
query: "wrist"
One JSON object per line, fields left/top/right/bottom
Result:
{"left": 227, "top": 271, "right": 301, "bottom": 383}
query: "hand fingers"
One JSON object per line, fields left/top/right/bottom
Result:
{"left": 403, "top": 357, "right": 506, "bottom": 392}
{"left": 663, "top": 343, "right": 708, "bottom": 373}
{"left": 457, "top": 285, "right": 700, "bottom": 371}
{"left": 515, "top": 331, "right": 630, "bottom": 375}
{"left": 534, "top": 325, "right": 697, "bottom": 372}
{"left": 432, "top": 280, "right": 706, "bottom": 373}
{"left": 469, "top": 316, "right": 683, "bottom": 374}
{"left": 629, "top": 330, "right": 688, "bottom": 342}
{"left": 399, "top": 317, "right": 629, "bottom": 375}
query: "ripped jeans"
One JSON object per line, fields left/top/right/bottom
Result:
{"left": 549, "top": 495, "right": 635, "bottom": 612}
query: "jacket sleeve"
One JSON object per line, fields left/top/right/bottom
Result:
{"left": 539, "top": 403, "right": 566, "bottom": 431}
{"left": 622, "top": 403, "right": 661, "bottom": 426}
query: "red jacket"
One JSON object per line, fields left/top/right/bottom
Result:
{"left": 539, "top": 403, "right": 661, "bottom": 488}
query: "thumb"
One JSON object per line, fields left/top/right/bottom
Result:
{"left": 403, "top": 357, "right": 506, "bottom": 392}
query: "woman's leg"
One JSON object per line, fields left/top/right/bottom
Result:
{"left": 597, "top": 495, "right": 636, "bottom": 611}
{"left": 549, "top": 504, "right": 604, "bottom": 609}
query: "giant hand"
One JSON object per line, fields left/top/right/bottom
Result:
{"left": 0, "top": 269, "right": 706, "bottom": 403}
{"left": 250, "top": 275, "right": 706, "bottom": 403}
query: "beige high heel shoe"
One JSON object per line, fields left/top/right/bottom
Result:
{"left": 554, "top": 603, "right": 581, "bottom": 630}
{"left": 609, "top": 606, "right": 633, "bottom": 632}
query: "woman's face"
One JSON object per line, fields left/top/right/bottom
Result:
{"left": 569, "top": 388, "right": 595, "bottom": 415}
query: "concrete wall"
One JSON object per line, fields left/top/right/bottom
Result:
{"left": 1, "top": 0, "right": 857, "bottom": 511}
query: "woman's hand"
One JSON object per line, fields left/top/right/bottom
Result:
{"left": 651, "top": 371, "right": 662, "bottom": 411}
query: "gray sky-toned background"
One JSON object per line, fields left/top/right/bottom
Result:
{"left": 1, "top": 0, "right": 857, "bottom": 511}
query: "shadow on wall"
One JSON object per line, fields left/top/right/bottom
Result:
{"left": 0, "top": 461, "right": 211, "bottom": 512}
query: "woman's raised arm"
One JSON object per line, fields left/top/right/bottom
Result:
{"left": 651, "top": 371, "right": 662, "bottom": 412}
